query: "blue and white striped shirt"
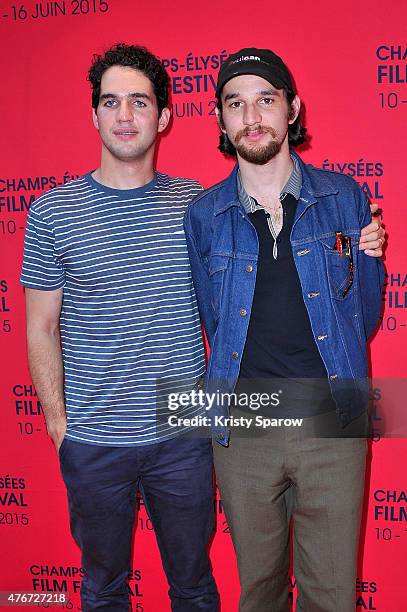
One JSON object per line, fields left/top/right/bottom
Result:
{"left": 21, "top": 172, "right": 206, "bottom": 446}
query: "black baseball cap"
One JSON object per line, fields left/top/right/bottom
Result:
{"left": 216, "top": 48, "right": 294, "bottom": 98}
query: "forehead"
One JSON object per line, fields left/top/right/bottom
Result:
{"left": 100, "top": 66, "right": 154, "bottom": 96}
{"left": 222, "top": 74, "right": 282, "bottom": 98}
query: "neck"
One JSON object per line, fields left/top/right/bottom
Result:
{"left": 93, "top": 148, "right": 156, "bottom": 189}
{"left": 238, "top": 145, "right": 293, "bottom": 199}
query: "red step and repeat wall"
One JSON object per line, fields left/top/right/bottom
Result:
{"left": 0, "top": 0, "right": 406, "bottom": 609}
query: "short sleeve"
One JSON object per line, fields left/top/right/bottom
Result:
{"left": 20, "top": 206, "right": 65, "bottom": 290}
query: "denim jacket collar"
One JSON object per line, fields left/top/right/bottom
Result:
{"left": 213, "top": 151, "right": 339, "bottom": 216}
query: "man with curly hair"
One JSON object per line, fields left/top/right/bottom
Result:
{"left": 21, "top": 44, "right": 219, "bottom": 611}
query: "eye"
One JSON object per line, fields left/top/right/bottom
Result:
{"left": 133, "top": 100, "right": 147, "bottom": 108}
{"left": 260, "top": 97, "right": 274, "bottom": 105}
{"left": 103, "top": 99, "right": 117, "bottom": 108}
{"left": 229, "top": 100, "right": 243, "bottom": 109}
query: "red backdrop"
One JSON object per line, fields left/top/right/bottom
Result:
{"left": 1, "top": 0, "right": 406, "bottom": 609}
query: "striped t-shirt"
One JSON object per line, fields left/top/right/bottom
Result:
{"left": 20, "top": 172, "right": 206, "bottom": 446}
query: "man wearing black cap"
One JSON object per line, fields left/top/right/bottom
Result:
{"left": 184, "top": 48, "right": 384, "bottom": 611}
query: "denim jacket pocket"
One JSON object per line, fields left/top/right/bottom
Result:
{"left": 319, "top": 234, "right": 358, "bottom": 301}
{"left": 208, "top": 255, "right": 229, "bottom": 318}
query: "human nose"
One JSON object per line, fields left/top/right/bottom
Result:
{"left": 242, "top": 102, "right": 261, "bottom": 126}
{"left": 117, "top": 99, "right": 133, "bottom": 122}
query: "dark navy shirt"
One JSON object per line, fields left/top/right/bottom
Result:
{"left": 236, "top": 181, "right": 335, "bottom": 415}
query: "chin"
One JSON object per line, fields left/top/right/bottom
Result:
{"left": 237, "top": 144, "right": 281, "bottom": 165}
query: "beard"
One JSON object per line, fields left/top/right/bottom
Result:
{"left": 234, "top": 125, "right": 283, "bottom": 165}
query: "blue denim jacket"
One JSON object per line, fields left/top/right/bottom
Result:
{"left": 184, "top": 152, "right": 384, "bottom": 445}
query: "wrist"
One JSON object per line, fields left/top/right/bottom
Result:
{"left": 46, "top": 419, "right": 67, "bottom": 442}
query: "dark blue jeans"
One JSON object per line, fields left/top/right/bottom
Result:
{"left": 59, "top": 436, "right": 219, "bottom": 611}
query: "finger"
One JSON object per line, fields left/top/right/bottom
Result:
{"left": 369, "top": 203, "right": 383, "bottom": 217}
{"left": 364, "top": 248, "right": 382, "bottom": 257}
{"left": 359, "top": 239, "right": 383, "bottom": 250}
{"left": 360, "top": 222, "right": 380, "bottom": 235}
{"left": 359, "top": 227, "right": 384, "bottom": 243}
{"left": 359, "top": 234, "right": 378, "bottom": 245}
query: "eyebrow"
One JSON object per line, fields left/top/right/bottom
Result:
{"left": 99, "top": 92, "right": 152, "bottom": 102}
{"left": 224, "top": 88, "right": 280, "bottom": 101}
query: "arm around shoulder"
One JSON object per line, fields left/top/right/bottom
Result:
{"left": 183, "top": 206, "right": 217, "bottom": 344}
{"left": 356, "top": 190, "right": 385, "bottom": 339}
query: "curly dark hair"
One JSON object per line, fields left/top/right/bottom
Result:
{"left": 217, "top": 87, "right": 307, "bottom": 156}
{"left": 88, "top": 43, "right": 170, "bottom": 113}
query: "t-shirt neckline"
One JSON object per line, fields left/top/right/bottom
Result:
{"left": 85, "top": 170, "right": 158, "bottom": 197}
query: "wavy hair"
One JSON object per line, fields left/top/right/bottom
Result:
{"left": 88, "top": 43, "right": 169, "bottom": 113}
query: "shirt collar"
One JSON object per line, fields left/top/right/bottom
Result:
{"left": 237, "top": 154, "right": 302, "bottom": 213}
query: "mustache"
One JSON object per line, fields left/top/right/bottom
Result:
{"left": 235, "top": 125, "right": 278, "bottom": 144}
